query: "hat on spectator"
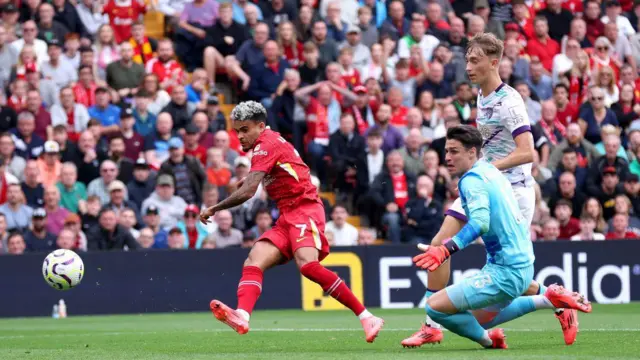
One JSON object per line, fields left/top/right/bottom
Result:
{"left": 157, "top": 174, "right": 174, "bottom": 187}
{"left": 347, "top": 24, "right": 361, "bottom": 34}
{"left": 353, "top": 85, "right": 367, "bottom": 95}
{"left": 168, "top": 227, "right": 182, "bottom": 235}
{"left": 44, "top": 140, "right": 59, "bottom": 154}
{"left": 146, "top": 205, "right": 159, "bottom": 215}
{"left": 504, "top": 22, "right": 520, "bottom": 32}
{"left": 628, "top": 121, "right": 640, "bottom": 134}
{"left": 606, "top": 0, "right": 621, "bottom": 7}
{"left": 47, "top": 37, "right": 62, "bottom": 48}
{"left": 134, "top": 157, "right": 149, "bottom": 169}
{"left": 185, "top": 204, "right": 199, "bottom": 215}
{"left": 207, "top": 95, "right": 219, "bottom": 105}
{"left": 474, "top": 0, "right": 490, "bottom": 9}
{"left": 3, "top": 4, "right": 18, "bottom": 13}
{"left": 121, "top": 107, "right": 134, "bottom": 118}
{"left": 64, "top": 213, "right": 81, "bottom": 225}
{"left": 185, "top": 123, "right": 199, "bottom": 134}
{"left": 95, "top": 86, "right": 109, "bottom": 94}
{"left": 168, "top": 137, "right": 184, "bottom": 149}
{"left": 602, "top": 166, "right": 618, "bottom": 175}
{"left": 234, "top": 156, "right": 251, "bottom": 168}
{"left": 626, "top": 174, "right": 639, "bottom": 182}
{"left": 108, "top": 180, "right": 126, "bottom": 192}
{"left": 33, "top": 208, "right": 47, "bottom": 218}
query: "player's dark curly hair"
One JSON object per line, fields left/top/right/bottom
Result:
{"left": 230, "top": 101, "right": 268, "bottom": 123}
{"left": 447, "top": 125, "right": 483, "bottom": 157}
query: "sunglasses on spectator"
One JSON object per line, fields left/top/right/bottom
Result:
{"left": 591, "top": 96, "right": 604, "bottom": 101}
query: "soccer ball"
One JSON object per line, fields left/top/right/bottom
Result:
{"left": 42, "top": 250, "right": 84, "bottom": 290}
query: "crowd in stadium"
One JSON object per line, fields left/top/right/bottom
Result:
{"left": 0, "top": 0, "right": 639, "bottom": 255}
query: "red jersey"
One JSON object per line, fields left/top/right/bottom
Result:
{"left": 559, "top": 218, "right": 581, "bottom": 239}
{"left": 390, "top": 106, "right": 409, "bottom": 127}
{"left": 145, "top": 57, "right": 185, "bottom": 92}
{"left": 391, "top": 172, "right": 409, "bottom": 210}
{"left": 185, "top": 144, "right": 207, "bottom": 166}
{"left": 341, "top": 68, "right": 361, "bottom": 88}
{"left": 73, "top": 83, "right": 97, "bottom": 108}
{"left": 606, "top": 231, "right": 639, "bottom": 240}
{"left": 556, "top": 102, "right": 578, "bottom": 126}
{"left": 250, "top": 129, "right": 319, "bottom": 211}
{"left": 526, "top": 36, "right": 560, "bottom": 72}
{"left": 562, "top": 0, "right": 583, "bottom": 13}
{"left": 103, "top": 0, "right": 146, "bottom": 43}
{"left": 305, "top": 97, "right": 330, "bottom": 145}
{"left": 282, "top": 42, "right": 304, "bottom": 68}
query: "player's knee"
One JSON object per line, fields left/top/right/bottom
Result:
{"left": 204, "top": 46, "right": 214, "bottom": 56}
{"left": 425, "top": 303, "right": 445, "bottom": 321}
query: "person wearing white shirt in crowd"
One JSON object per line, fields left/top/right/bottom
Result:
{"left": 50, "top": 87, "right": 90, "bottom": 134}
{"left": 571, "top": 215, "right": 606, "bottom": 241}
{"left": 325, "top": 204, "right": 358, "bottom": 246}
{"left": 601, "top": 0, "right": 635, "bottom": 38}
{"left": 76, "top": 0, "right": 109, "bottom": 38}
{"left": 40, "top": 38, "right": 78, "bottom": 90}
{"left": 366, "top": 128, "right": 385, "bottom": 185}
{"left": 397, "top": 16, "right": 439, "bottom": 61}
{"left": 320, "top": 0, "right": 358, "bottom": 25}
{"left": 10, "top": 21, "right": 48, "bottom": 66}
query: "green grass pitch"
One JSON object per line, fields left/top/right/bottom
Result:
{"left": 1, "top": 304, "right": 639, "bottom": 359}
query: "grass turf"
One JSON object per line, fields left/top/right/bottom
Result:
{"left": 0, "top": 304, "right": 639, "bottom": 360}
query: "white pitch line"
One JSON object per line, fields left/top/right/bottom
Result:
{"left": 1, "top": 327, "right": 639, "bottom": 339}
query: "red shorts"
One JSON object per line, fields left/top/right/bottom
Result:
{"left": 258, "top": 201, "right": 330, "bottom": 262}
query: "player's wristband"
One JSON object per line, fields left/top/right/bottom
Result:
{"left": 443, "top": 239, "right": 460, "bottom": 256}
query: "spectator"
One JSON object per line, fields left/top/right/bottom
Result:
{"left": 364, "top": 104, "right": 404, "bottom": 154}
{"left": 571, "top": 215, "right": 606, "bottom": 241}
{"left": 548, "top": 123, "right": 599, "bottom": 171}
{"left": 429, "top": 116, "right": 460, "bottom": 165}
{"left": 325, "top": 204, "right": 358, "bottom": 246}
{"left": 533, "top": 101, "right": 563, "bottom": 163}
{"left": 141, "top": 73, "right": 171, "bottom": 115}
{"left": 400, "top": 129, "right": 425, "bottom": 177}
{"left": 542, "top": 218, "right": 561, "bottom": 241}
{"left": 21, "top": 160, "right": 44, "bottom": 208}
{"left": 247, "top": 40, "right": 289, "bottom": 108}
{"left": 403, "top": 174, "right": 443, "bottom": 244}
{"left": 7, "top": 79, "right": 28, "bottom": 113}
{"left": 364, "top": 129, "right": 384, "bottom": 186}
{"left": 554, "top": 199, "right": 581, "bottom": 239}
{"left": 88, "top": 87, "right": 120, "bottom": 134}
{"left": 115, "top": 109, "right": 143, "bottom": 161}
{"left": 606, "top": 213, "right": 639, "bottom": 239}
{"left": 586, "top": 134, "right": 629, "bottom": 195}
{"left": 129, "top": 20, "right": 157, "bottom": 66}
{"left": 24, "top": 208, "right": 56, "bottom": 251}
{"left": 553, "top": 84, "right": 579, "bottom": 127}
{"left": 103, "top": 0, "right": 147, "bottom": 44}
{"left": 106, "top": 42, "right": 145, "bottom": 97}
{"left": 311, "top": 20, "right": 339, "bottom": 65}
{"left": 137, "top": 227, "right": 155, "bottom": 249}
{"left": 357, "top": 227, "right": 376, "bottom": 245}
{"left": 1, "top": 5, "right": 21, "bottom": 45}
{"left": 515, "top": 82, "right": 542, "bottom": 127}
{"left": 595, "top": 166, "right": 625, "bottom": 220}
{"left": 167, "top": 227, "right": 186, "bottom": 249}
{"left": 539, "top": 0, "right": 573, "bottom": 43}
{"left": 141, "top": 174, "right": 187, "bottom": 229}
{"left": 0, "top": 184, "right": 33, "bottom": 232}
{"left": 93, "top": 24, "right": 120, "bottom": 80}
{"left": 611, "top": 84, "right": 640, "bottom": 130}
{"left": 398, "top": 17, "right": 439, "bottom": 62}
{"left": 595, "top": 125, "right": 628, "bottom": 161}
{"left": 551, "top": 145, "right": 588, "bottom": 189}
{"left": 161, "top": 85, "right": 196, "bottom": 132}
{"left": 173, "top": 0, "right": 219, "bottom": 72}
{"left": 328, "top": 113, "right": 367, "bottom": 205}
{"left": 105, "top": 180, "right": 142, "bottom": 223}
{"left": 10, "top": 21, "right": 48, "bottom": 65}
{"left": 190, "top": 111, "right": 214, "bottom": 150}
{"left": 57, "top": 162, "right": 87, "bottom": 214}
{"left": 339, "top": 25, "right": 371, "bottom": 75}
{"left": 269, "top": 69, "right": 302, "bottom": 143}
{"left": 182, "top": 123, "right": 207, "bottom": 166}
{"left": 623, "top": 174, "right": 640, "bottom": 215}
{"left": 594, "top": 66, "right": 619, "bottom": 107}
{"left": 145, "top": 39, "right": 185, "bottom": 92}
{"left": 36, "top": 141, "right": 62, "bottom": 188}
{"left": 578, "top": 87, "right": 619, "bottom": 144}
{"left": 126, "top": 158, "right": 153, "bottom": 208}
{"left": 526, "top": 16, "right": 560, "bottom": 72}
{"left": 355, "top": 6, "right": 378, "bottom": 49}
{"left": 43, "top": 186, "right": 69, "bottom": 236}
{"left": 581, "top": 196, "right": 608, "bottom": 233}
{"left": 203, "top": 3, "right": 248, "bottom": 86}
{"left": 294, "top": 5, "right": 315, "bottom": 43}
{"left": 0, "top": 133, "right": 25, "bottom": 181}
{"left": 246, "top": 208, "right": 272, "bottom": 239}
{"left": 12, "top": 112, "right": 44, "bottom": 159}
{"left": 132, "top": 90, "right": 157, "bottom": 138}
{"left": 200, "top": 183, "right": 220, "bottom": 233}
{"left": 144, "top": 112, "right": 174, "bottom": 168}
{"left": 205, "top": 147, "right": 232, "bottom": 192}
{"left": 380, "top": 0, "right": 409, "bottom": 42}
{"left": 601, "top": 0, "right": 635, "bottom": 38}
{"left": 88, "top": 208, "right": 139, "bottom": 250}
{"left": 209, "top": 209, "right": 243, "bottom": 248}
{"left": 184, "top": 68, "right": 208, "bottom": 105}
{"left": 421, "top": 149, "right": 450, "bottom": 203}
{"left": 604, "top": 22, "right": 636, "bottom": 75}
{"left": 40, "top": 38, "right": 76, "bottom": 89}
{"left": 73, "top": 130, "right": 104, "bottom": 185}
{"left": 50, "top": 86, "right": 90, "bottom": 137}
{"left": 176, "top": 204, "right": 208, "bottom": 249}
{"left": 56, "top": 228, "right": 77, "bottom": 250}
{"left": 73, "top": 65, "right": 98, "bottom": 108}
{"left": 527, "top": 61, "right": 553, "bottom": 101}
{"left": 63, "top": 213, "right": 87, "bottom": 251}
{"left": 6, "top": 232, "right": 26, "bottom": 255}
{"left": 87, "top": 160, "right": 120, "bottom": 205}
{"left": 52, "top": 125, "right": 80, "bottom": 165}
{"left": 159, "top": 137, "right": 206, "bottom": 205}
{"left": 142, "top": 204, "right": 167, "bottom": 248}
{"left": 119, "top": 208, "right": 139, "bottom": 239}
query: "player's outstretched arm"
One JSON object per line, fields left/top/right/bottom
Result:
{"left": 200, "top": 171, "right": 265, "bottom": 224}
{"left": 492, "top": 131, "right": 535, "bottom": 171}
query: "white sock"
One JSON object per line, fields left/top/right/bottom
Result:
{"left": 237, "top": 309, "right": 250, "bottom": 322}
{"left": 479, "top": 330, "right": 493, "bottom": 347}
{"left": 358, "top": 309, "right": 373, "bottom": 320}
{"left": 531, "top": 295, "right": 554, "bottom": 310}
{"left": 425, "top": 315, "right": 442, "bottom": 329}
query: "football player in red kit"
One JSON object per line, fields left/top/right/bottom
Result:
{"left": 200, "top": 101, "right": 384, "bottom": 342}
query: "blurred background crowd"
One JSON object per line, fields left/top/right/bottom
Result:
{"left": 0, "top": 0, "right": 639, "bottom": 255}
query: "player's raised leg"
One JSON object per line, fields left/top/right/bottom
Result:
{"left": 210, "top": 240, "right": 283, "bottom": 334}
{"left": 294, "top": 247, "right": 384, "bottom": 343}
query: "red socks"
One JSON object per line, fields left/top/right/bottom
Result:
{"left": 237, "top": 266, "right": 264, "bottom": 315}
{"left": 299, "top": 261, "right": 366, "bottom": 316}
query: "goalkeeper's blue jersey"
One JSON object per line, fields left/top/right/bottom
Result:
{"left": 457, "top": 160, "right": 535, "bottom": 268}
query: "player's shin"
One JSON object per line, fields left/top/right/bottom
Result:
{"left": 475, "top": 297, "right": 537, "bottom": 329}
{"left": 299, "top": 261, "right": 367, "bottom": 316}
{"left": 236, "top": 266, "right": 264, "bottom": 321}
{"left": 426, "top": 304, "right": 493, "bottom": 347}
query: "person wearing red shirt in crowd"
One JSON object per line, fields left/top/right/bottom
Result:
{"left": 200, "top": 101, "right": 383, "bottom": 339}
{"left": 277, "top": 21, "right": 304, "bottom": 69}
{"left": 179, "top": 204, "right": 207, "bottom": 249}
{"left": 25, "top": 89, "right": 51, "bottom": 141}
{"left": 50, "top": 86, "right": 90, "bottom": 143}
{"left": 606, "top": 213, "right": 640, "bottom": 239}
{"left": 119, "top": 107, "right": 144, "bottom": 161}
{"left": 526, "top": 16, "right": 560, "bottom": 72}
{"left": 554, "top": 84, "right": 578, "bottom": 126}
{"left": 184, "top": 123, "right": 207, "bottom": 166}
{"left": 145, "top": 39, "right": 185, "bottom": 93}
{"left": 324, "top": 62, "right": 349, "bottom": 105}
{"left": 512, "top": 0, "right": 534, "bottom": 40}
{"left": 554, "top": 199, "right": 581, "bottom": 239}
{"left": 103, "top": 0, "right": 147, "bottom": 44}
{"left": 388, "top": 87, "right": 408, "bottom": 127}
{"left": 346, "top": 85, "right": 376, "bottom": 134}
{"left": 584, "top": 0, "right": 605, "bottom": 45}
{"left": 129, "top": 20, "right": 157, "bottom": 65}
{"left": 73, "top": 65, "right": 98, "bottom": 108}
{"left": 618, "top": 64, "right": 640, "bottom": 102}
{"left": 7, "top": 79, "right": 28, "bottom": 113}
{"left": 338, "top": 47, "right": 361, "bottom": 88}
{"left": 562, "top": 0, "right": 584, "bottom": 14}
{"left": 192, "top": 111, "right": 215, "bottom": 149}
{"left": 591, "top": 37, "right": 620, "bottom": 82}
{"left": 425, "top": 2, "right": 450, "bottom": 37}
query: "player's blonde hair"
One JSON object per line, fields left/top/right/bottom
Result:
{"left": 466, "top": 33, "right": 504, "bottom": 60}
